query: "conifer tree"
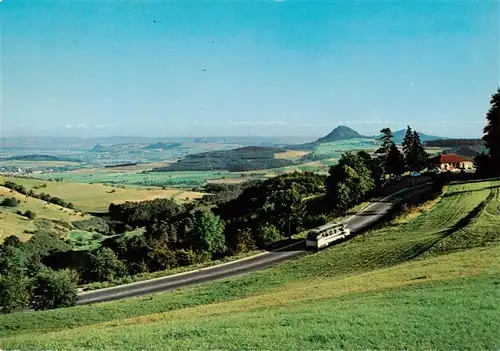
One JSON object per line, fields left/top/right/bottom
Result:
{"left": 375, "top": 128, "right": 393, "bottom": 177}
{"left": 411, "top": 130, "right": 428, "bottom": 171}
{"left": 402, "top": 126, "right": 414, "bottom": 168}
{"left": 377, "top": 128, "right": 393, "bottom": 156}
{"left": 479, "top": 88, "right": 500, "bottom": 176}
{"left": 386, "top": 142, "right": 406, "bottom": 177}
{"left": 403, "top": 127, "right": 428, "bottom": 172}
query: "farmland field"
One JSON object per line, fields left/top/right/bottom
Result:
{"left": 33, "top": 170, "right": 240, "bottom": 189}
{"left": 0, "top": 176, "right": 205, "bottom": 213}
{"left": 1, "top": 179, "right": 499, "bottom": 349}
{"left": 273, "top": 150, "right": 311, "bottom": 160}
{"left": 1, "top": 160, "right": 81, "bottom": 167}
{"left": 311, "top": 138, "right": 381, "bottom": 158}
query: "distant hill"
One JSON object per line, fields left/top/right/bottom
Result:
{"left": 424, "top": 138, "right": 484, "bottom": 148}
{"left": 143, "top": 142, "right": 182, "bottom": 150}
{"left": 373, "top": 129, "right": 445, "bottom": 144}
{"left": 1, "top": 154, "right": 82, "bottom": 163}
{"left": 152, "top": 146, "right": 294, "bottom": 172}
{"left": 316, "top": 126, "right": 363, "bottom": 143}
{"left": 288, "top": 126, "right": 365, "bottom": 150}
{"left": 89, "top": 143, "right": 110, "bottom": 153}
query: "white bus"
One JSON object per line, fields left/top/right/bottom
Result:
{"left": 305, "top": 222, "right": 350, "bottom": 251}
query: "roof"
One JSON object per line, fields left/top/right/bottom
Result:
{"left": 310, "top": 222, "right": 345, "bottom": 232}
{"left": 429, "top": 153, "right": 469, "bottom": 164}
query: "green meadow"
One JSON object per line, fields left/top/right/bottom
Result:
{"left": 1, "top": 179, "right": 499, "bottom": 349}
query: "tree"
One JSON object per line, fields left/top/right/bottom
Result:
{"left": 191, "top": 210, "right": 226, "bottom": 255}
{"left": 254, "top": 224, "right": 281, "bottom": 247}
{"left": 0, "top": 246, "right": 30, "bottom": 314}
{"left": 403, "top": 128, "right": 429, "bottom": 172}
{"left": 411, "top": 130, "right": 429, "bottom": 171}
{"left": 146, "top": 241, "right": 177, "bottom": 271}
{"left": 357, "top": 150, "right": 383, "bottom": 186}
{"left": 267, "top": 185, "right": 306, "bottom": 238}
{"left": 402, "top": 126, "right": 414, "bottom": 162}
{"left": 377, "top": 128, "right": 393, "bottom": 155}
{"left": 474, "top": 153, "right": 493, "bottom": 177}
{"left": 477, "top": 88, "right": 500, "bottom": 176}
{"left": 29, "top": 268, "right": 78, "bottom": 311}
{"left": 1, "top": 197, "right": 19, "bottom": 207}
{"left": 2, "top": 235, "right": 22, "bottom": 248}
{"left": 88, "top": 247, "right": 127, "bottom": 282}
{"left": 147, "top": 220, "right": 177, "bottom": 243}
{"left": 326, "top": 153, "right": 375, "bottom": 214}
{"left": 385, "top": 142, "right": 406, "bottom": 177}
{"left": 375, "top": 128, "right": 394, "bottom": 177}
{"left": 24, "top": 210, "right": 37, "bottom": 220}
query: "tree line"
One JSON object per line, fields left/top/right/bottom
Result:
{"left": 2, "top": 181, "right": 75, "bottom": 209}
{"left": 0, "top": 238, "right": 77, "bottom": 313}
{"left": 425, "top": 138, "right": 484, "bottom": 147}
{"left": 376, "top": 126, "right": 429, "bottom": 178}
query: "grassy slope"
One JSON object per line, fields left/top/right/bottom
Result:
{"left": 0, "top": 176, "right": 205, "bottom": 213}
{"left": 0, "top": 185, "right": 90, "bottom": 240}
{"left": 1, "top": 180, "right": 499, "bottom": 348}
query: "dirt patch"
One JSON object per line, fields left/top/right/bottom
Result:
{"left": 206, "top": 178, "right": 248, "bottom": 185}
{"left": 274, "top": 150, "right": 310, "bottom": 160}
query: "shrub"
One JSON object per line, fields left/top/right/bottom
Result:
{"left": 88, "top": 247, "right": 127, "bottom": 282}
{"left": 174, "top": 249, "right": 199, "bottom": 266}
{"left": 2, "top": 235, "right": 22, "bottom": 248}
{"left": 228, "top": 227, "right": 256, "bottom": 254}
{"left": 303, "top": 214, "right": 328, "bottom": 229}
{"left": 24, "top": 210, "right": 37, "bottom": 220}
{"left": 147, "top": 245, "right": 178, "bottom": 271}
{"left": 255, "top": 225, "right": 282, "bottom": 248}
{"left": 1, "top": 197, "right": 19, "bottom": 207}
{"left": 92, "top": 232, "right": 104, "bottom": 241}
{"left": 29, "top": 268, "right": 78, "bottom": 311}
{"left": 0, "top": 246, "right": 30, "bottom": 313}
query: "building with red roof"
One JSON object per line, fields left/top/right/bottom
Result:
{"left": 428, "top": 153, "right": 474, "bottom": 171}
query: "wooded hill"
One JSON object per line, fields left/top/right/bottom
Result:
{"left": 152, "top": 146, "right": 294, "bottom": 172}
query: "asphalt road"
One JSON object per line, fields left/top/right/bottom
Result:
{"left": 78, "top": 183, "right": 431, "bottom": 305}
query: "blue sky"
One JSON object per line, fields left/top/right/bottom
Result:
{"left": 2, "top": 0, "right": 499, "bottom": 138}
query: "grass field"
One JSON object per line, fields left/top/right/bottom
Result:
{"left": 0, "top": 185, "right": 91, "bottom": 240}
{"left": 312, "top": 138, "right": 381, "bottom": 157}
{"left": 1, "top": 179, "right": 499, "bottom": 349}
{"left": 1, "top": 176, "right": 205, "bottom": 213}
{"left": 33, "top": 170, "right": 242, "bottom": 189}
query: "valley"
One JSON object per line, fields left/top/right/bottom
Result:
{"left": 1, "top": 123, "right": 497, "bottom": 350}
{"left": 3, "top": 3, "right": 498, "bottom": 349}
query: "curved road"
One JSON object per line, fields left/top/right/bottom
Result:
{"left": 78, "top": 183, "right": 431, "bottom": 305}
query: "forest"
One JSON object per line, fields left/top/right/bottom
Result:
{"left": 152, "top": 146, "right": 294, "bottom": 172}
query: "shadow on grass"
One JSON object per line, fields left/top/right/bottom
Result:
{"left": 415, "top": 196, "right": 492, "bottom": 258}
